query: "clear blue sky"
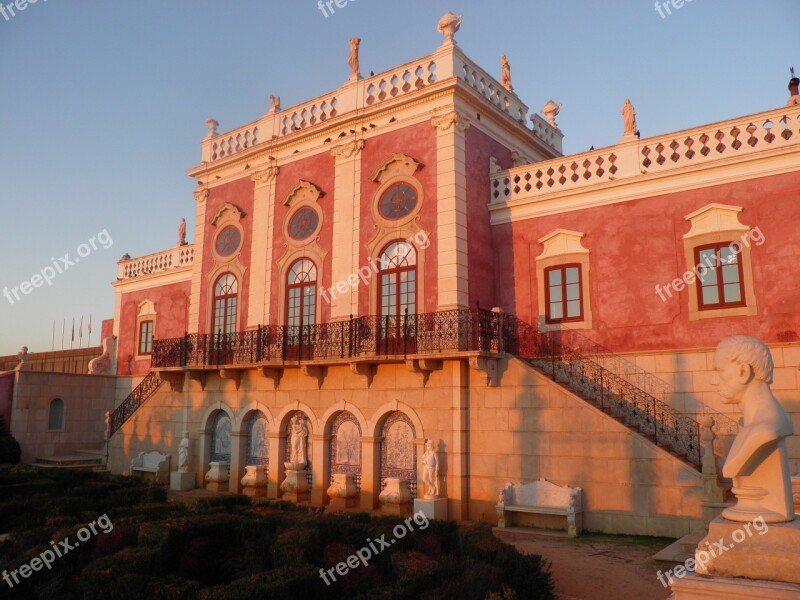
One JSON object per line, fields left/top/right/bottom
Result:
{"left": 0, "top": 0, "right": 797, "bottom": 355}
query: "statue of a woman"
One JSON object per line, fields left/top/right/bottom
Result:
{"left": 622, "top": 99, "right": 637, "bottom": 136}
{"left": 178, "top": 433, "right": 190, "bottom": 473}
{"left": 178, "top": 218, "right": 187, "bottom": 246}
{"left": 289, "top": 414, "right": 309, "bottom": 466}
{"left": 422, "top": 439, "right": 439, "bottom": 498}
{"left": 500, "top": 54, "right": 513, "bottom": 91}
{"left": 348, "top": 38, "right": 361, "bottom": 79}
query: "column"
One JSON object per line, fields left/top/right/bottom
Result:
{"left": 229, "top": 431, "right": 247, "bottom": 494}
{"left": 187, "top": 189, "right": 210, "bottom": 334}
{"left": 330, "top": 138, "right": 364, "bottom": 319}
{"left": 431, "top": 110, "right": 470, "bottom": 310}
{"left": 248, "top": 165, "right": 280, "bottom": 327}
{"left": 311, "top": 433, "right": 330, "bottom": 505}
{"left": 360, "top": 435, "right": 381, "bottom": 511}
{"left": 267, "top": 431, "right": 282, "bottom": 499}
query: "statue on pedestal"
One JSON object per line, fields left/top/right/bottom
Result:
{"left": 205, "top": 117, "right": 219, "bottom": 139}
{"left": 178, "top": 218, "right": 187, "bottom": 246}
{"left": 621, "top": 99, "right": 638, "bottom": 137}
{"left": 348, "top": 38, "right": 361, "bottom": 80}
{"left": 715, "top": 336, "right": 795, "bottom": 523}
{"left": 500, "top": 54, "right": 513, "bottom": 92}
{"left": 178, "top": 432, "right": 190, "bottom": 473}
{"left": 422, "top": 439, "right": 439, "bottom": 498}
{"left": 269, "top": 95, "right": 281, "bottom": 113}
{"left": 288, "top": 414, "right": 308, "bottom": 468}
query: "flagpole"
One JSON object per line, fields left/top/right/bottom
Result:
{"left": 70, "top": 318, "right": 74, "bottom": 350}
{"left": 79, "top": 316, "right": 83, "bottom": 349}
{"left": 61, "top": 319, "right": 65, "bottom": 351}
{"left": 51, "top": 320, "right": 55, "bottom": 352}
{"left": 88, "top": 315, "right": 92, "bottom": 347}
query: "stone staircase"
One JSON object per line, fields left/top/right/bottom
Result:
{"left": 30, "top": 446, "right": 108, "bottom": 472}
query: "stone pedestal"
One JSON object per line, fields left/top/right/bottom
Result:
{"left": 379, "top": 478, "right": 412, "bottom": 515}
{"left": 205, "top": 461, "right": 230, "bottom": 492}
{"left": 241, "top": 465, "right": 269, "bottom": 498}
{"left": 414, "top": 497, "right": 447, "bottom": 520}
{"left": 170, "top": 471, "right": 195, "bottom": 491}
{"left": 670, "top": 572, "right": 800, "bottom": 599}
{"left": 327, "top": 473, "right": 358, "bottom": 510}
{"left": 694, "top": 517, "right": 800, "bottom": 585}
{"left": 280, "top": 468, "right": 309, "bottom": 503}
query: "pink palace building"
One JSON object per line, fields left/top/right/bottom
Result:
{"left": 9, "top": 13, "right": 800, "bottom": 538}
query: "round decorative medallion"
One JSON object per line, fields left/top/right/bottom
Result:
{"left": 215, "top": 226, "right": 242, "bottom": 257}
{"left": 288, "top": 207, "right": 320, "bottom": 241}
{"left": 378, "top": 183, "right": 418, "bottom": 220}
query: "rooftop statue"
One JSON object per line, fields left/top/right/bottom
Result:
{"left": 437, "top": 11, "right": 462, "bottom": 45}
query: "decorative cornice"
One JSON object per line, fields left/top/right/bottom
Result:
{"left": 331, "top": 138, "right": 365, "bottom": 161}
{"left": 431, "top": 110, "right": 469, "bottom": 133}
{"left": 210, "top": 202, "right": 246, "bottom": 226}
{"left": 251, "top": 166, "right": 280, "bottom": 187}
{"left": 284, "top": 180, "right": 324, "bottom": 207}
{"left": 371, "top": 153, "right": 422, "bottom": 183}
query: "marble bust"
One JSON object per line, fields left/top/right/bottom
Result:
{"left": 714, "top": 336, "right": 795, "bottom": 523}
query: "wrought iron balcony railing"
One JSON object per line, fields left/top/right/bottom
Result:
{"left": 152, "top": 308, "right": 502, "bottom": 368}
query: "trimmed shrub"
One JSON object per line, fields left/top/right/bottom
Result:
{"left": 81, "top": 547, "right": 164, "bottom": 600}
{"left": 0, "top": 432, "right": 21, "bottom": 464}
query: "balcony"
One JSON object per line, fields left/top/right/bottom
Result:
{"left": 117, "top": 244, "right": 194, "bottom": 281}
{"left": 152, "top": 308, "right": 504, "bottom": 370}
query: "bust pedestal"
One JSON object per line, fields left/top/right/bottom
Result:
{"left": 327, "top": 473, "right": 358, "bottom": 510}
{"left": 414, "top": 496, "right": 447, "bottom": 520}
{"left": 379, "top": 478, "right": 412, "bottom": 515}
{"left": 241, "top": 465, "right": 268, "bottom": 498}
{"left": 205, "top": 461, "right": 230, "bottom": 492}
{"left": 280, "top": 462, "right": 309, "bottom": 503}
{"left": 670, "top": 517, "right": 800, "bottom": 598}
{"left": 170, "top": 471, "right": 195, "bottom": 491}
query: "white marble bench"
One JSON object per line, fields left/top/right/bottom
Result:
{"left": 496, "top": 478, "right": 583, "bottom": 536}
{"left": 130, "top": 451, "right": 170, "bottom": 483}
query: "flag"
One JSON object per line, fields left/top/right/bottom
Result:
{"left": 88, "top": 315, "right": 92, "bottom": 347}
{"left": 71, "top": 319, "right": 75, "bottom": 342}
{"left": 79, "top": 316, "right": 83, "bottom": 347}
{"left": 88, "top": 315, "right": 92, "bottom": 335}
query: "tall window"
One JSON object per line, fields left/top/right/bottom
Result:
{"left": 545, "top": 264, "right": 583, "bottom": 323}
{"left": 378, "top": 241, "right": 417, "bottom": 319}
{"left": 695, "top": 243, "right": 745, "bottom": 310}
{"left": 212, "top": 273, "right": 238, "bottom": 335}
{"left": 48, "top": 398, "right": 64, "bottom": 430}
{"left": 286, "top": 259, "right": 317, "bottom": 328}
{"left": 138, "top": 320, "right": 154, "bottom": 355}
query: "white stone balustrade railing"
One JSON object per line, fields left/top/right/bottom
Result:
{"left": 491, "top": 104, "right": 800, "bottom": 203}
{"left": 200, "top": 43, "right": 558, "bottom": 163}
{"left": 118, "top": 244, "right": 194, "bottom": 280}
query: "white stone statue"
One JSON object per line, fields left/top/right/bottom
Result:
{"left": 715, "top": 336, "right": 795, "bottom": 523}
{"left": 289, "top": 414, "right": 309, "bottom": 467}
{"left": 205, "top": 117, "right": 219, "bottom": 139}
{"left": 489, "top": 156, "right": 502, "bottom": 174}
{"left": 178, "top": 218, "right": 187, "bottom": 246}
{"left": 422, "top": 439, "right": 439, "bottom": 498}
{"left": 178, "top": 432, "right": 190, "bottom": 473}
{"left": 621, "top": 99, "right": 637, "bottom": 137}
{"left": 541, "top": 100, "right": 561, "bottom": 127}
{"left": 15, "top": 347, "right": 30, "bottom": 372}
{"left": 437, "top": 11, "right": 462, "bottom": 45}
{"left": 500, "top": 54, "right": 513, "bottom": 91}
{"left": 348, "top": 38, "right": 361, "bottom": 79}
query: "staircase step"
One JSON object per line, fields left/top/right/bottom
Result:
{"left": 31, "top": 455, "right": 104, "bottom": 469}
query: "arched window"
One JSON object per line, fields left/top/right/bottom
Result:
{"left": 212, "top": 273, "right": 238, "bottom": 335}
{"left": 378, "top": 241, "right": 417, "bottom": 318}
{"left": 286, "top": 259, "right": 317, "bottom": 328}
{"left": 48, "top": 398, "right": 64, "bottom": 430}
